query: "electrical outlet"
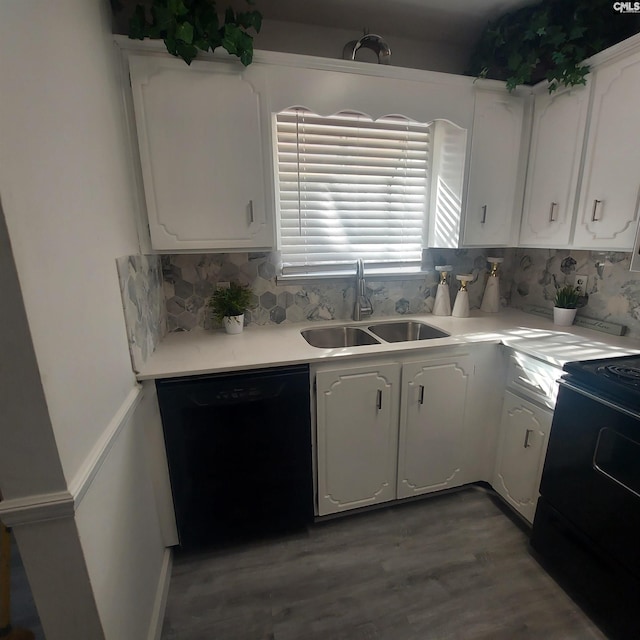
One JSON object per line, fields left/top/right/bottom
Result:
{"left": 574, "top": 274, "right": 589, "bottom": 295}
{"left": 217, "top": 281, "right": 230, "bottom": 290}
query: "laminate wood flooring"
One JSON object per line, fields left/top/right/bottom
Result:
{"left": 161, "top": 487, "right": 607, "bottom": 640}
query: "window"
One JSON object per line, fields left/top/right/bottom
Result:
{"left": 275, "top": 109, "right": 434, "bottom": 277}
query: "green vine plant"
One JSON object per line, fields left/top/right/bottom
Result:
{"left": 467, "top": 0, "right": 640, "bottom": 92}
{"left": 125, "top": 0, "right": 262, "bottom": 66}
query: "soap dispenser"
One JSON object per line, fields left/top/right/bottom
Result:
{"left": 452, "top": 274, "right": 473, "bottom": 318}
{"left": 432, "top": 265, "right": 452, "bottom": 316}
{"left": 480, "top": 257, "right": 503, "bottom": 313}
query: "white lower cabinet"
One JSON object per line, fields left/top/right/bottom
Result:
{"left": 397, "top": 356, "right": 472, "bottom": 498}
{"left": 315, "top": 351, "right": 476, "bottom": 516}
{"left": 316, "top": 362, "right": 401, "bottom": 516}
{"left": 493, "top": 390, "right": 552, "bottom": 524}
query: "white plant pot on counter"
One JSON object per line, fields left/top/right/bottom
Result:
{"left": 223, "top": 314, "right": 244, "bottom": 334}
{"left": 553, "top": 307, "right": 577, "bottom": 326}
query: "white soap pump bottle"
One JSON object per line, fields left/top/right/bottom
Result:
{"left": 452, "top": 274, "right": 473, "bottom": 318}
{"left": 480, "top": 257, "right": 503, "bottom": 313}
{"left": 432, "top": 265, "right": 452, "bottom": 316}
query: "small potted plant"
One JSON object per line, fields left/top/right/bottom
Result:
{"left": 553, "top": 284, "right": 580, "bottom": 326}
{"left": 208, "top": 282, "right": 254, "bottom": 334}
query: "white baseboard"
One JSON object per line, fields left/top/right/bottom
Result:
{"left": 147, "top": 547, "right": 173, "bottom": 640}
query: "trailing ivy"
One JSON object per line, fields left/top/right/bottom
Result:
{"left": 126, "top": 0, "right": 262, "bottom": 66}
{"left": 467, "top": 0, "right": 640, "bottom": 92}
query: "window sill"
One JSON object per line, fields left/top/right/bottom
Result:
{"left": 276, "top": 265, "right": 431, "bottom": 285}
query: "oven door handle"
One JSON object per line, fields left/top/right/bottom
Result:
{"left": 558, "top": 379, "right": 640, "bottom": 421}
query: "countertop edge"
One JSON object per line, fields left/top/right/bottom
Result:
{"left": 136, "top": 309, "right": 640, "bottom": 380}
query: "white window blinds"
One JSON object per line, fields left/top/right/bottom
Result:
{"left": 276, "top": 109, "right": 431, "bottom": 275}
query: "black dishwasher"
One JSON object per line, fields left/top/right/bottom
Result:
{"left": 156, "top": 364, "right": 313, "bottom": 550}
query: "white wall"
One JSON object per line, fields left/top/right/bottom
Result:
{"left": 0, "top": 200, "right": 67, "bottom": 500}
{"left": 0, "top": 1, "right": 171, "bottom": 638}
{"left": 0, "top": 0, "right": 140, "bottom": 482}
{"left": 253, "top": 19, "right": 469, "bottom": 74}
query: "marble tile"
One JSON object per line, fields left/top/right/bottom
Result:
{"left": 115, "top": 254, "right": 167, "bottom": 372}
{"left": 117, "top": 247, "right": 640, "bottom": 346}
{"left": 159, "top": 249, "right": 511, "bottom": 332}
{"left": 509, "top": 248, "right": 640, "bottom": 338}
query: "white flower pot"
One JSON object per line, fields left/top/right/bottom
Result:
{"left": 223, "top": 314, "right": 244, "bottom": 334}
{"left": 553, "top": 307, "right": 577, "bottom": 327}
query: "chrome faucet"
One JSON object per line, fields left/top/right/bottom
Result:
{"left": 353, "top": 259, "right": 373, "bottom": 321}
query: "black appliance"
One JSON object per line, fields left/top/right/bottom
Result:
{"left": 531, "top": 353, "right": 640, "bottom": 639}
{"left": 156, "top": 364, "right": 314, "bottom": 550}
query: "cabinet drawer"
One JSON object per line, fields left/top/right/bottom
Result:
{"left": 505, "top": 351, "right": 561, "bottom": 409}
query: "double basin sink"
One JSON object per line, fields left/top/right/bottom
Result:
{"left": 301, "top": 320, "right": 449, "bottom": 348}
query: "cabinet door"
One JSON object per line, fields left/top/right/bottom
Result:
{"left": 493, "top": 391, "right": 551, "bottom": 523}
{"left": 397, "top": 355, "right": 472, "bottom": 498}
{"left": 316, "top": 363, "right": 401, "bottom": 516}
{"left": 520, "top": 86, "right": 589, "bottom": 247}
{"left": 573, "top": 50, "right": 640, "bottom": 250}
{"left": 463, "top": 90, "right": 524, "bottom": 247}
{"left": 129, "top": 55, "right": 272, "bottom": 251}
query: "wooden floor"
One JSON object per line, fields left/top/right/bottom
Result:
{"left": 161, "top": 487, "right": 607, "bottom": 640}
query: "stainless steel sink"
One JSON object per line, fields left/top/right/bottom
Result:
{"left": 301, "top": 326, "right": 380, "bottom": 348}
{"left": 368, "top": 321, "right": 449, "bottom": 343}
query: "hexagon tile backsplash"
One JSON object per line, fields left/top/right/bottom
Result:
{"left": 117, "top": 248, "right": 640, "bottom": 371}
{"left": 159, "top": 250, "right": 509, "bottom": 333}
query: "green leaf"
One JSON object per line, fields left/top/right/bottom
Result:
{"left": 240, "top": 46, "right": 253, "bottom": 66}
{"left": 175, "top": 40, "right": 198, "bottom": 64}
{"left": 164, "top": 35, "right": 178, "bottom": 56}
{"left": 128, "top": 5, "right": 148, "bottom": 40}
{"left": 222, "top": 23, "right": 241, "bottom": 55}
{"left": 507, "top": 52, "right": 522, "bottom": 71}
{"left": 237, "top": 9, "right": 262, "bottom": 32}
{"left": 569, "top": 25, "right": 586, "bottom": 41}
{"left": 127, "top": 0, "right": 261, "bottom": 67}
{"left": 208, "top": 29, "right": 223, "bottom": 50}
{"left": 168, "top": 0, "right": 189, "bottom": 17}
{"left": 151, "top": 5, "right": 173, "bottom": 32}
{"left": 176, "top": 21, "right": 194, "bottom": 44}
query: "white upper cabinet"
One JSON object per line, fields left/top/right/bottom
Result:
{"left": 128, "top": 54, "right": 273, "bottom": 251}
{"left": 462, "top": 89, "right": 525, "bottom": 247}
{"left": 572, "top": 48, "right": 640, "bottom": 250}
{"left": 519, "top": 85, "right": 589, "bottom": 247}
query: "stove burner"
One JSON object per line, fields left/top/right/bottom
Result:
{"left": 601, "top": 365, "right": 640, "bottom": 383}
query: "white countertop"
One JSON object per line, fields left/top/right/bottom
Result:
{"left": 136, "top": 308, "right": 640, "bottom": 380}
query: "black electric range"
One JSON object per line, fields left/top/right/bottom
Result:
{"left": 563, "top": 353, "right": 640, "bottom": 408}
{"left": 531, "top": 353, "right": 640, "bottom": 640}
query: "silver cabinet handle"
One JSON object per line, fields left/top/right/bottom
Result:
{"left": 524, "top": 429, "right": 533, "bottom": 449}
{"left": 481, "top": 205, "right": 487, "bottom": 224}
{"left": 248, "top": 200, "right": 255, "bottom": 224}
{"left": 418, "top": 385, "right": 425, "bottom": 405}
{"left": 591, "top": 199, "right": 602, "bottom": 222}
{"left": 376, "top": 389, "right": 382, "bottom": 411}
{"left": 549, "top": 202, "right": 558, "bottom": 222}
